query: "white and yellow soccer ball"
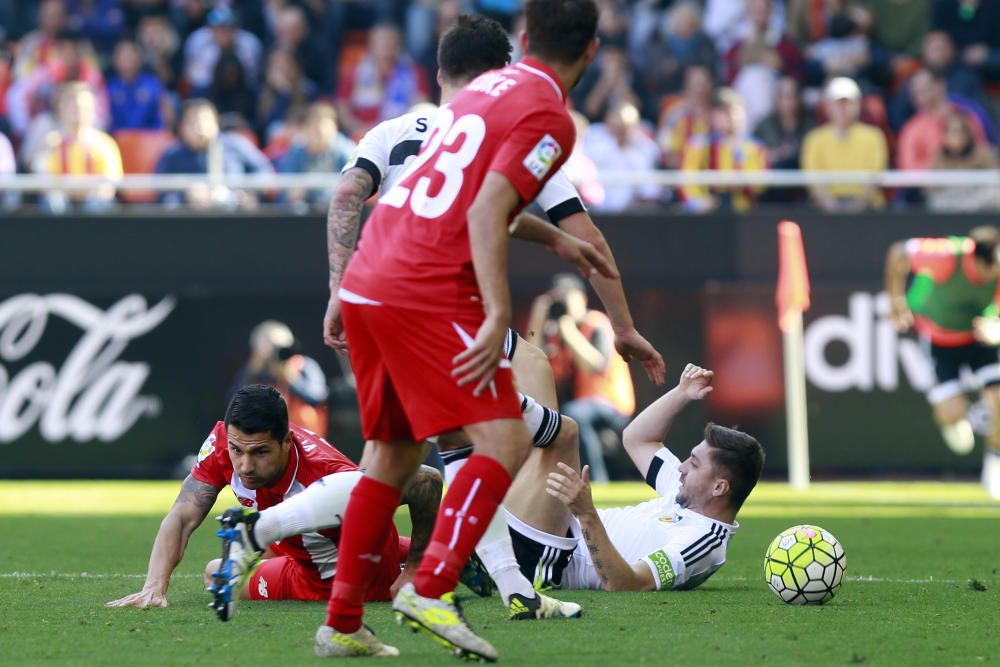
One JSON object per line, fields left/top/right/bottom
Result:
{"left": 764, "top": 524, "right": 846, "bottom": 604}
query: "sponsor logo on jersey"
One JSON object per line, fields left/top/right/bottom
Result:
{"left": 238, "top": 496, "right": 255, "bottom": 508}
{"left": 523, "top": 134, "right": 562, "bottom": 181}
{"left": 0, "top": 293, "right": 175, "bottom": 444}
{"left": 197, "top": 433, "right": 216, "bottom": 464}
{"left": 648, "top": 549, "right": 676, "bottom": 588}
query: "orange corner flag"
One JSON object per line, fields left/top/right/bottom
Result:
{"left": 776, "top": 221, "right": 811, "bottom": 331}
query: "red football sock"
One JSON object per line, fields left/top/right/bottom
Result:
{"left": 325, "top": 476, "right": 401, "bottom": 633}
{"left": 413, "top": 454, "right": 512, "bottom": 599}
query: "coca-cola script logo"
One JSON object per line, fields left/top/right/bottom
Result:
{"left": 0, "top": 293, "right": 175, "bottom": 443}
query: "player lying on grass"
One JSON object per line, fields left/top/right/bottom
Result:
{"left": 502, "top": 364, "right": 764, "bottom": 592}
{"left": 105, "top": 385, "right": 441, "bottom": 611}
{"left": 214, "top": 332, "right": 586, "bottom": 623}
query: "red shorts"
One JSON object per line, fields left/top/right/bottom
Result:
{"left": 341, "top": 300, "right": 522, "bottom": 442}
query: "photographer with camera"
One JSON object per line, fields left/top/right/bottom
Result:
{"left": 527, "top": 274, "right": 636, "bottom": 482}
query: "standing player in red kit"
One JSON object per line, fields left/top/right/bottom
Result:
{"left": 314, "top": 0, "right": 601, "bottom": 660}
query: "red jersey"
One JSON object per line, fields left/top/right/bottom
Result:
{"left": 341, "top": 57, "right": 576, "bottom": 314}
{"left": 191, "top": 421, "right": 397, "bottom": 580}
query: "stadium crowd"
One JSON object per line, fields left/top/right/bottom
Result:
{"left": 2, "top": 0, "right": 1000, "bottom": 212}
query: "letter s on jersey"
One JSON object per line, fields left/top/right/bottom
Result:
{"left": 523, "top": 134, "right": 562, "bottom": 181}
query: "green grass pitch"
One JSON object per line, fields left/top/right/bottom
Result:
{"left": 1, "top": 480, "right": 997, "bottom": 666}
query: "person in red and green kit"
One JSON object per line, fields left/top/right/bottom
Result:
{"left": 885, "top": 226, "right": 1000, "bottom": 498}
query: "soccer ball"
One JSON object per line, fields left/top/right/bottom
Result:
{"left": 764, "top": 524, "right": 846, "bottom": 605}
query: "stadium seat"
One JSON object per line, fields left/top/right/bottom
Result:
{"left": 113, "top": 129, "right": 176, "bottom": 203}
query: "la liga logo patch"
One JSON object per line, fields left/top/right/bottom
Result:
{"left": 523, "top": 134, "right": 562, "bottom": 180}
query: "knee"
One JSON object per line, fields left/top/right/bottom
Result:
{"left": 204, "top": 558, "right": 222, "bottom": 587}
{"left": 933, "top": 396, "right": 968, "bottom": 425}
{"left": 553, "top": 416, "right": 579, "bottom": 455}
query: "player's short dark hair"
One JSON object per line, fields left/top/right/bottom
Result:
{"left": 524, "top": 0, "right": 599, "bottom": 64}
{"left": 704, "top": 423, "right": 765, "bottom": 511}
{"left": 225, "top": 385, "right": 289, "bottom": 442}
{"left": 970, "top": 226, "right": 1000, "bottom": 266}
{"left": 437, "top": 14, "right": 512, "bottom": 84}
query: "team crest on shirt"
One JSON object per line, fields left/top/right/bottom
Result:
{"left": 197, "top": 434, "right": 216, "bottom": 464}
{"left": 238, "top": 496, "right": 255, "bottom": 508}
{"left": 523, "top": 134, "right": 562, "bottom": 180}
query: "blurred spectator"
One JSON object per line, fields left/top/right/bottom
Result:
{"left": 867, "top": 0, "right": 931, "bottom": 59}
{"left": 582, "top": 101, "right": 661, "bottom": 213}
{"left": 12, "top": 0, "right": 69, "bottom": 81}
{"left": 410, "top": 0, "right": 461, "bottom": 101}
{"left": 755, "top": 76, "right": 813, "bottom": 170}
{"left": 723, "top": 0, "right": 805, "bottom": 132}
{"left": 65, "top": 0, "right": 126, "bottom": 56}
{"left": 107, "top": 39, "right": 165, "bottom": 132}
{"left": 137, "top": 14, "right": 182, "bottom": 91}
{"left": 473, "top": 0, "right": 519, "bottom": 31}
{"left": 183, "top": 6, "right": 262, "bottom": 96}
{"left": 7, "top": 28, "right": 107, "bottom": 136}
{"left": 335, "top": 23, "right": 429, "bottom": 138}
{"left": 279, "top": 103, "right": 357, "bottom": 209}
{"left": 802, "top": 1, "right": 878, "bottom": 86}
{"left": 257, "top": 48, "right": 316, "bottom": 143}
{"left": 271, "top": 4, "right": 328, "bottom": 90}
{"left": 571, "top": 36, "right": 639, "bottom": 123}
{"left": 932, "top": 0, "right": 1000, "bottom": 79}
{"left": 898, "top": 69, "right": 987, "bottom": 172}
{"left": 926, "top": 111, "right": 999, "bottom": 212}
{"left": 657, "top": 64, "right": 715, "bottom": 168}
{"left": 232, "top": 320, "right": 330, "bottom": 438}
{"left": 154, "top": 99, "right": 274, "bottom": 209}
{"left": 633, "top": 1, "right": 717, "bottom": 123}
{"left": 801, "top": 77, "right": 888, "bottom": 212}
{"left": 207, "top": 49, "right": 257, "bottom": 126}
{"left": 704, "top": 0, "right": 786, "bottom": 55}
{"left": 561, "top": 110, "right": 605, "bottom": 208}
{"left": 121, "top": 0, "right": 172, "bottom": 27}
{"left": 527, "top": 274, "right": 635, "bottom": 483}
{"left": 0, "top": 129, "right": 14, "bottom": 176}
{"left": 33, "top": 82, "right": 122, "bottom": 212}
{"left": 681, "top": 87, "right": 768, "bottom": 213}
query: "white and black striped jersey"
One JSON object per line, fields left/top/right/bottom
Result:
{"left": 342, "top": 109, "right": 586, "bottom": 224}
{"left": 569, "top": 447, "right": 737, "bottom": 591}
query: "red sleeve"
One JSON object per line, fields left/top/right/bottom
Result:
{"left": 777, "top": 37, "right": 805, "bottom": 82}
{"left": 191, "top": 421, "right": 230, "bottom": 489}
{"left": 906, "top": 238, "right": 960, "bottom": 283}
{"left": 486, "top": 107, "right": 575, "bottom": 205}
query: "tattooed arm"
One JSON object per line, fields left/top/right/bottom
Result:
{"left": 392, "top": 464, "right": 443, "bottom": 597}
{"left": 546, "top": 462, "right": 656, "bottom": 592}
{"left": 105, "top": 475, "right": 221, "bottom": 608}
{"left": 323, "top": 167, "right": 375, "bottom": 352}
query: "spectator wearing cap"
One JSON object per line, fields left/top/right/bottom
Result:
{"left": 279, "top": 103, "right": 357, "bottom": 208}
{"left": 801, "top": 76, "right": 888, "bottom": 212}
{"left": 898, "top": 69, "right": 987, "bottom": 172}
{"left": 336, "top": 23, "right": 429, "bottom": 138}
{"left": 107, "top": 39, "right": 165, "bottom": 132}
{"left": 681, "top": 88, "right": 768, "bottom": 213}
{"left": 183, "top": 6, "right": 262, "bottom": 96}
{"left": 657, "top": 64, "right": 715, "bottom": 169}
{"left": 155, "top": 99, "right": 274, "bottom": 209}
{"left": 582, "top": 101, "right": 661, "bottom": 213}
{"left": 33, "top": 82, "right": 122, "bottom": 212}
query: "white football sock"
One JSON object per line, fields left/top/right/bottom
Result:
{"left": 253, "top": 470, "right": 363, "bottom": 546}
{"left": 443, "top": 453, "right": 536, "bottom": 605}
{"left": 982, "top": 449, "right": 1000, "bottom": 500}
{"left": 940, "top": 420, "right": 975, "bottom": 456}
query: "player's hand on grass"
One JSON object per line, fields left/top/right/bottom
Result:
{"left": 105, "top": 588, "right": 169, "bottom": 608}
{"left": 678, "top": 363, "right": 714, "bottom": 400}
{"left": 613, "top": 328, "right": 666, "bottom": 386}
{"left": 323, "top": 292, "right": 348, "bottom": 353}
{"left": 453, "top": 315, "right": 507, "bottom": 396}
{"left": 973, "top": 316, "right": 1000, "bottom": 345}
{"left": 548, "top": 231, "right": 619, "bottom": 281}
{"left": 391, "top": 563, "right": 418, "bottom": 599}
{"left": 546, "top": 462, "right": 596, "bottom": 516}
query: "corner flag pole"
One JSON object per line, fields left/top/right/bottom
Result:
{"left": 776, "top": 221, "right": 811, "bottom": 490}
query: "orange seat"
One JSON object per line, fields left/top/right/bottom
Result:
{"left": 113, "top": 129, "right": 176, "bottom": 202}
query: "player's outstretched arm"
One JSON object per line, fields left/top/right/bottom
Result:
{"left": 884, "top": 241, "right": 914, "bottom": 333}
{"left": 559, "top": 211, "right": 665, "bottom": 386}
{"left": 509, "top": 212, "right": 618, "bottom": 280}
{"left": 454, "top": 172, "right": 522, "bottom": 396}
{"left": 546, "top": 463, "right": 655, "bottom": 592}
{"left": 105, "top": 475, "right": 220, "bottom": 608}
{"left": 323, "top": 167, "right": 375, "bottom": 352}
{"left": 392, "top": 464, "right": 443, "bottom": 597}
{"left": 622, "top": 364, "right": 714, "bottom": 478}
